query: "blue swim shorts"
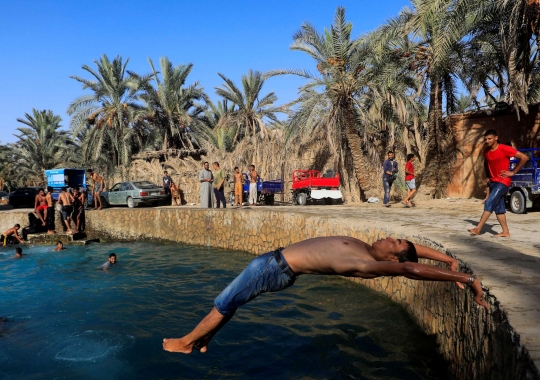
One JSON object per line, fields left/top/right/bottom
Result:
{"left": 484, "top": 182, "right": 508, "bottom": 214}
{"left": 214, "top": 248, "right": 297, "bottom": 317}
{"left": 406, "top": 179, "right": 416, "bottom": 190}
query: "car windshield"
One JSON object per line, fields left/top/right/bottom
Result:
{"left": 133, "top": 181, "right": 159, "bottom": 189}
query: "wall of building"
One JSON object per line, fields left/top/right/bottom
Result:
{"left": 1, "top": 207, "right": 538, "bottom": 379}
{"left": 446, "top": 105, "right": 540, "bottom": 198}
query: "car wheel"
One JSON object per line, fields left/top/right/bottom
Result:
{"left": 509, "top": 191, "right": 526, "bottom": 214}
{"left": 324, "top": 197, "right": 333, "bottom": 205}
{"left": 127, "top": 196, "right": 136, "bottom": 208}
{"left": 297, "top": 192, "right": 307, "bottom": 206}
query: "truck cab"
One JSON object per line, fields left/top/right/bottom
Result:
{"left": 508, "top": 148, "right": 540, "bottom": 213}
{"left": 45, "top": 169, "right": 87, "bottom": 201}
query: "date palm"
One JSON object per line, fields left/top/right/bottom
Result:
{"left": 139, "top": 57, "right": 208, "bottom": 150}
{"left": 12, "top": 109, "right": 73, "bottom": 185}
{"left": 214, "top": 70, "right": 286, "bottom": 156}
{"left": 68, "top": 54, "right": 151, "bottom": 170}
{"left": 268, "top": 7, "right": 404, "bottom": 198}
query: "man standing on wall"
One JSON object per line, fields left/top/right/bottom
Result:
{"left": 199, "top": 162, "right": 214, "bottom": 208}
{"left": 45, "top": 186, "right": 55, "bottom": 234}
{"left": 402, "top": 154, "right": 416, "bottom": 208}
{"left": 468, "top": 129, "right": 529, "bottom": 237}
{"left": 233, "top": 167, "right": 244, "bottom": 206}
{"left": 87, "top": 169, "right": 105, "bottom": 210}
{"left": 382, "top": 151, "right": 398, "bottom": 207}
{"left": 248, "top": 165, "right": 258, "bottom": 206}
{"left": 163, "top": 170, "right": 172, "bottom": 201}
{"left": 212, "top": 162, "right": 227, "bottom": 209}
{"left": 58, "top": 187, "right": 74, "bottom": 235}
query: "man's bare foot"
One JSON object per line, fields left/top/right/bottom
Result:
{"left": 92, "top": 208, "right": 97, "bottom": 211}
{"left": 97, "top": 206, "right": 102, "bottom": 210}
{"left": 41, "top": 221, "right": 46, "bottom": 226}
{"left": 494, "top": 232, "right": 510, "bottom": 237}
{"left": 47, "top": 231, "right": 55, "bottom": 235}
{"left": 163, "top": 337, "right": 209, "bottom": 354}
{"left": 468, "top": 228, "right": 481, "bottom": 235}
{"left": 66, "top": 229, "right": 73, "bottom": 235}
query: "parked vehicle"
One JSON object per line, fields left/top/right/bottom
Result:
{"left": 507, "top": 148, "right": 540, "bottom": 214}
{"left": 291, "top": 169, "right": 342, "bottom": 206}
{"left": 230, "top": 174, "right": 284, "bottom": 205}
{"left": 102, "top": 181, "right": 167, "bottom": 208}
{"left": 45, "top": 169, "right": 87, "bottom": 201}
{"left": 8, "top": 187, "right": 41, "bottom": 208}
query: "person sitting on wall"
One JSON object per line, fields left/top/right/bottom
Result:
{"left": 162, "top": 236, "right": 489, "bottom": 354}
{"left": 34, "top": 188, "right": 48, "bottom": 227}
{"left": 1, "top": 225, "right": 24, "bottom": 246}
{"left": 22, "top": 213, "right": 47, "bottom": 241}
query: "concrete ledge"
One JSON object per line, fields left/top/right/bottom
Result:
{"left": 2, "top": 205, "right": 539, "bottom": 379}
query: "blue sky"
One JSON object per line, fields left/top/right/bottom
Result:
{"left": 0, "top": 0, "right": 410, "bottom": 144}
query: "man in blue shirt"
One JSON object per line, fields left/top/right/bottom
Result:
{"left": 382, "top": 151, "right": 398, "bottom": 207}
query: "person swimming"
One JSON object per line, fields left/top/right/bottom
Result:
{"left": 100, "top": 253, "right": 117, "bottom": 270}
{"left": 52, "top": 241, "right": 66, "bottom": 251}
{"left": 13, "top": 247, "right": 25, "bottom": 258}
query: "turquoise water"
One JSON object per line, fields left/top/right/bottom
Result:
{"left": 0, "top": 242, "right": 449, "bottom": 379}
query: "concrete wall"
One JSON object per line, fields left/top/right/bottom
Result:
{"left": 446, "top": 105, "right": 540, "bottom": 198}
{"left": 2, "top": 208, "right": 537, "bottom": 379}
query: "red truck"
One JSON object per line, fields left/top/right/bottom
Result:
{"left": 291, "top": 169, "right": 342, "bottom": 205}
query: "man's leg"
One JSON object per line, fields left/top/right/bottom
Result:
{"left": 37, "top": 209, "right": 46, "bottom": 226}
{"left": 163, "top": 307, "right": 234, "bottom": 354}
{"left": 219, "top": 189, "right": 226, "bottom": 208}
{"left": 383, "top": 179, "right": 390, "bottom": 206}
{"left": 468, "top": 211, "right": 491, "bottom": 235}
{"left": 94, "top": 192, "right": 102, "bottom": 210}
{"left": 494, "top": 213, "right": 510, "bottom": 237}
{"left": 469, "top": 182, "right": 507, "bottom": 235}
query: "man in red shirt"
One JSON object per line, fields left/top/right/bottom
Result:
{"left": 468, "top": 129, "right": 528, "bottom": 237}
{"left": 402, "top": 154, "right": 416, "bottom": 207}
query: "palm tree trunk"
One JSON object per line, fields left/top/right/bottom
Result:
{"left": 343, "top": 103, "right": 371, "bottom": 200}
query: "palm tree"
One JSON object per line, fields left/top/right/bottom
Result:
{"left": 139, "top": 57, "right": 209, "bottom": 150}
{"left": 68, "top": 54, "right": 152, "bottom": 171}
{"left": 0, "top": 143, "right": 15, "bottom": 190}
{"left": 214, "top": 70, "right": 286, "bottom": 156}
{"left": 12, "top": 109, "right": 74, "bottom": 185}
{"left": 200, "top": 99, "right": 237, "bottom": 151}
{"left": 267, "top": 7, "right": 417, "bottom": 199}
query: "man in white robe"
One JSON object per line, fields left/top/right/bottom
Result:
{"left": 199, "top": 162, "right": 214, "bottom": 208}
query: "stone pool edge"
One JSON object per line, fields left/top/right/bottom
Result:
{"left": 3, "top": 207, "right": 538, "bottom": 379}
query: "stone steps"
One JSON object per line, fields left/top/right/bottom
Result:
{"left": 26, "top": 232, "right": 99, "bottom": 246}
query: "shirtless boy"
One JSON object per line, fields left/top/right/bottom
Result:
{"left": 58, "top": 188, "right": 74, "bottom": 234}
{"left": 13, "top": 247, "right": 25, "bottom": 258}
{"left": 72, "top": 188, "right": 85, "bottom": 232}
{"left": 1, "top": 225, "right": 24, "bottom": 246}
{"left": 52, "top": 241, "right": 66, "bottom": 251}
{"left": 233, "top": 167, "right": 244, "bottom": 206}
{"left": 45, "top": 187, "right": 55, "bottom": 234}
{"left": 34, "top": 188, "right": 47, "bottom": 227}
{"left": 163, "top": 236, "right": 488, "bottom": 354}
{"left": 170, "top": 181, "right": 181, "bottom": 206}
{"left": 86, "top": 169, "right": 105, "bottom": 210}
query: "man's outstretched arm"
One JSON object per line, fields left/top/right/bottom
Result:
{"left": 413, "top": 244, "right": 463, "bottom": 289}
{"left": 357, "top": 261, "right": 489, "bottom": 310}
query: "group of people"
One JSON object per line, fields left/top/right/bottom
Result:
{"left": 11, "top": 242, "right": 117, "bottom": 270}
{"left": 162, "top": 171, "right": 182, "bottom": 206}
{"left": 33, "top": 186, "right": 86, "bottom": 235}
{"left": 381, "top": 151, "right": 417, "bottom": 208}
{"left": 199, "top": 162, "right": 259, "bottom": 208}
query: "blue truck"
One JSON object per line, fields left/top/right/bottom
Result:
{"left": 508, "top": 148, "right": 540, "bottom": 213}
{"left": 229, "top": 175, "right": 284, "bottom": 205}
{"left": 44, "top": 169, "right": 87, "bottom": 201}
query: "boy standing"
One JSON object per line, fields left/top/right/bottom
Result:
{"left": 248, "top": 165, "right": 258, "bottom": 206}
{"left": 87, "top": 169, "right": 105, "bottom": 210}
{"left": 402, "top": 154, "right": 416, "bottom": 207}
{"left": 45, "top": 187, "right": 55, "bottom": 234}
{"left": 382, "top": 151, "right": 398, "bottom": 207}
{"left": 233, "top": 167, "right": 244, "bottom": 206}
{"left": 163, "top": 171, "right": 172, "bottom": 199}
{"left": 212, "top": 162, "right": 226, "bottom": 208}
{"left": 468, "top": 129, "right": 529, "bottom": 237}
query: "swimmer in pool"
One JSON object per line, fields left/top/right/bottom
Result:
{"left": 13, "top": 247, "right": 25, "bottom": 258}
{"left": 52, "top": 241, "right": 66, "bottom": 251}
{"left": 100, "top": 253, "right": 117, "bottom": 270}
{"left": 163, "top": 236, "right": 489, "bottom": 354}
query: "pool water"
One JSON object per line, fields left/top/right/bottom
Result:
{"left": 0, "top": 242, "right": 449, "bottom": 379}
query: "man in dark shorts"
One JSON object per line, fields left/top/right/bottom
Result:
{"left": 58, "top": 187, "right": 74, "bottom": 234}
{"left": 163, "top": 236, "right": 489, "bottom": 354}
{"left": 163, "top": 171, "right": 172, "bottom": 199}
{"left": 468, "top": 129, "right": 529, "bottom": 237}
